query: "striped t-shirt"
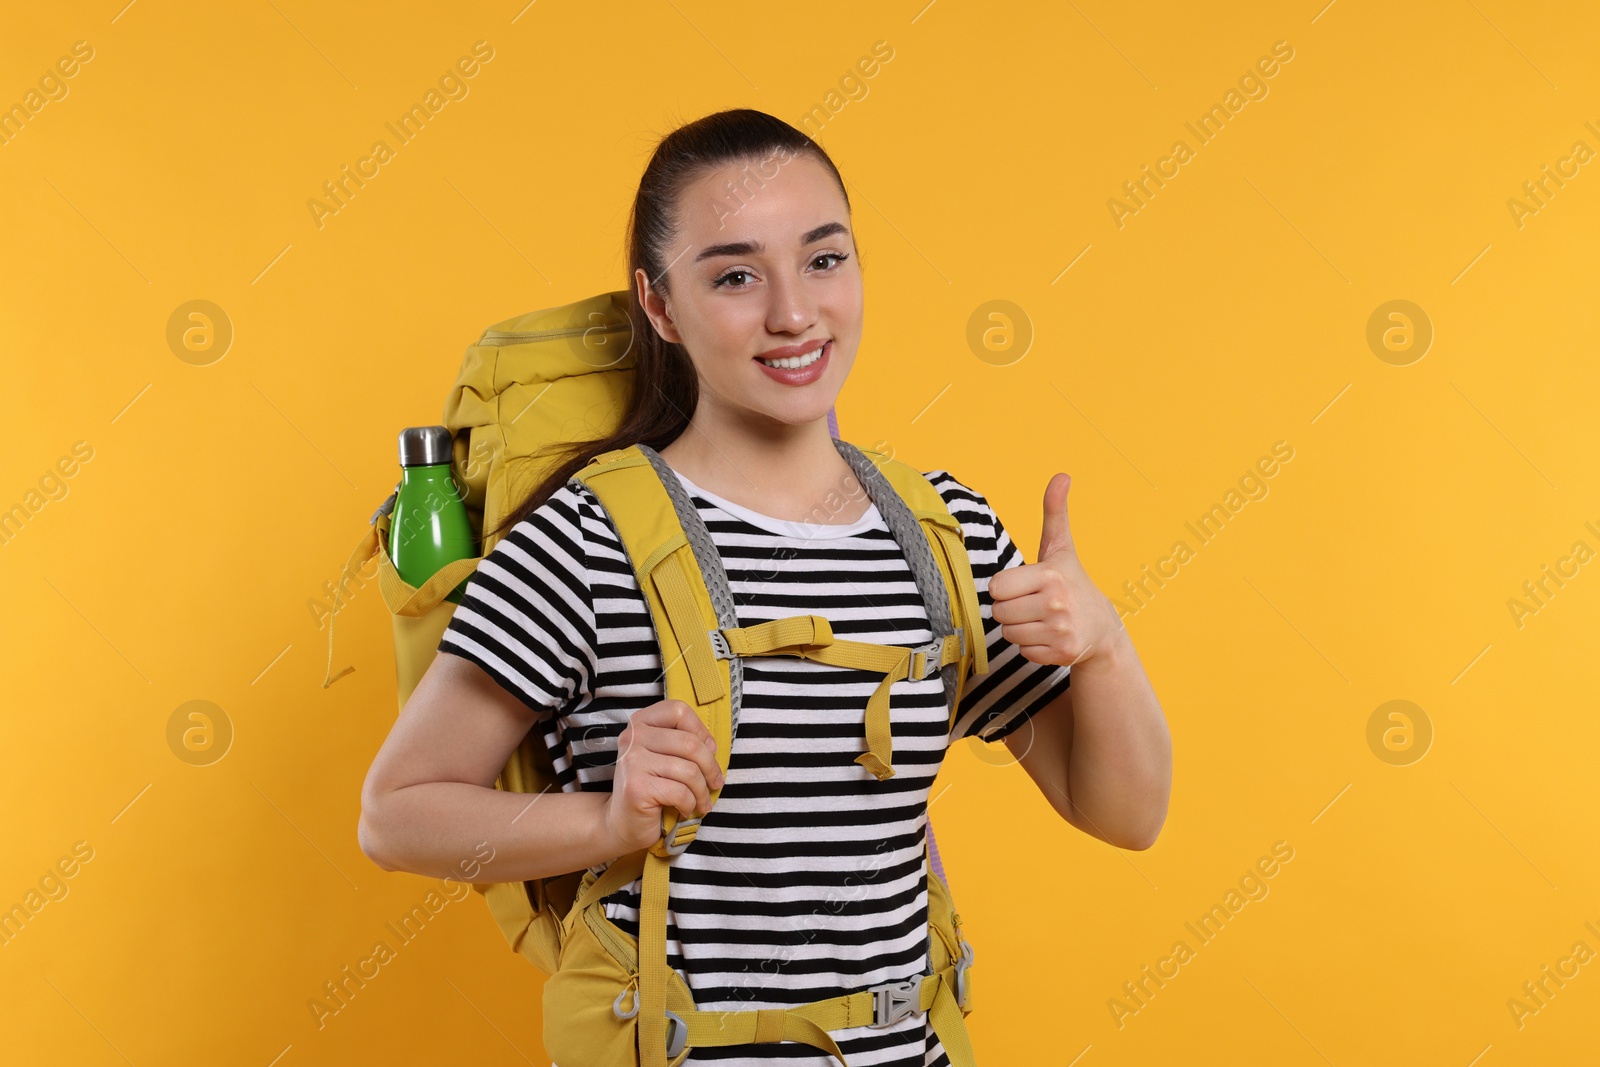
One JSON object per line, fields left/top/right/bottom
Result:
{"left": 438, "top": 461, "right": 1072, "bottom": 1066}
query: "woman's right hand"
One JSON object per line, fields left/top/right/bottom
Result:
{"left": 603, "top": 699, "right": 726, "bottom": 854}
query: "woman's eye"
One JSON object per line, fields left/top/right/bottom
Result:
{"left": 713, "top": 252, "right": 848, "bottom": 289}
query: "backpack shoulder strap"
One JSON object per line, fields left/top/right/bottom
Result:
{"left": 566, "top": 441, "right": 745, "bottom": 1064}
{"left": 834, "top": 441, "right": 990, "bottom": 703}
{"left": 568, "top": 443, "right": 737, "bottom": 848}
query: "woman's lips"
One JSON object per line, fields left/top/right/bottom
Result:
{"left": 754, "top": 340, "right": 830, "bottom": 385}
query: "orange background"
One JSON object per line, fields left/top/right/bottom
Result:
{"left": 3, "top": 1, "right": 1598, "bottom": 1064}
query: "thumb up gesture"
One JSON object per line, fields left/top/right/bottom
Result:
{"left": 988, "top": 473, "right": 1121, "bottom": 668}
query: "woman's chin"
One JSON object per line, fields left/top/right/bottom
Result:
{"left": 747, "top": 402, "right": 841, "bottom": 430}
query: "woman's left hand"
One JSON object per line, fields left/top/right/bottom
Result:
{"left": 988, "top": 473, "right": 1124, "bottom": 668}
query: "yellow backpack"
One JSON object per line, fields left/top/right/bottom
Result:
{"left": 326, "top": 290, "right": 990, "bottom": 1066}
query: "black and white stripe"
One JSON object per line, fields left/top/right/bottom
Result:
{"left": 440, "top": 467, "right": 1071, "bottom": 1066}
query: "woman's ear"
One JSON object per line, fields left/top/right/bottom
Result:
{"left": 634, "top": 266, "right": 683, "bottom": 344}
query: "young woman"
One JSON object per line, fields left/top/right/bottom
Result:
{"left": 359, "top": 108, "right": 1170, "bottom": 1065}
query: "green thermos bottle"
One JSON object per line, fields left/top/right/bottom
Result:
{"left": 389, "top": 426, "right": 475, "bottom": 605}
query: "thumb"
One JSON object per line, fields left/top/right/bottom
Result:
{"left": 1038, "top": 473, "right": 1075, "bottom": 561}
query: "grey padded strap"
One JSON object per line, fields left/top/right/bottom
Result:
{"left": 568, "top": 464, "right": 745, "bottom": 740}
{"left": 831, "top": 439, "right": 963, "bottom": 715}
{"left": 634, "top": 444, "right": 747, "bottom": 740}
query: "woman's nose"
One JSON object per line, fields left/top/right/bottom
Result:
{"left": 764, "top": 272, "right": 817, "bottom": 335}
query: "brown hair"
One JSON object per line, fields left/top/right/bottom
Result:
{"left": 482, "top": 108, "right": 853, "bottom": 543}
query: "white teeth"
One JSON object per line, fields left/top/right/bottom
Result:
{"left": 758, "top": 344, "right": 826, "bottom": 370}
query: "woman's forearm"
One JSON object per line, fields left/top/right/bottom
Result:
{"left": 1066, "top": 624, "right": 1171, "bottom": 849}
{"left": 359, "top": 781, "right": 624, "bottom": 884}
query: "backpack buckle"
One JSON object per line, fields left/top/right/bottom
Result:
{"left": 907, "top": 641, "right": 945, "bottom": 682}
{"left": 868, "top": 977, "right": 925, "bottom": 1028}
{"left": 954, "top": 939, "right": 974, "bottom": 1010}
{"left": 665, "top": 1009, "right": 688, "bottom": 1058}
{"left": 708, "top": 628, "right": 734, "bottom": 661}
{"left": 662, "top": 814, "right": 701, "bottom": 856}
{"left": 614, "top": 991, "right": 691, "bottom": 1062}
{"left": 619, "top": 991, "right": 688, "bottom": 1056}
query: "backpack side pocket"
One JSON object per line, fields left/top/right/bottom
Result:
{"left": 927, "top": 867, "right": 974, "bottom": 1017}
{"left": 543, "top": 887, "right": 697, "bottom": 1067}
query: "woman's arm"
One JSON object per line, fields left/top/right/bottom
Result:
{"left": 1005, "top": 621, "right": 1170, "bottom": 850}
{"left": 358, "top": 651, "right": 627, "bottom": 884}
{"left": 991, "top": 472, "right": 1172, "bottom": 850}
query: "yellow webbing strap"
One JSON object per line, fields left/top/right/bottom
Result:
{"left": 638, "top": 848, "right": 672, "bottom": 1064}
{"left": 564, "top": 849, "right": 648, "bottom": 931}
{"left": 721, "top": 613, "right": 833, "bottom": 651}
{"left": 720, "top": 616, "right": 961, "bottom": 781}
{"left": 926, "top": 521, "right": 989, "bottom": 677}
{"left": 651, "top": 552, "right": 729, "bottom": 708}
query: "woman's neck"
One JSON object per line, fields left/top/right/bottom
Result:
{"left": 656, "top": 422, "right": 871, "bottom": 526}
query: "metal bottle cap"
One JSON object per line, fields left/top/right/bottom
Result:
{"left": 398, "top": 425, "right": 453, "bottom": 467}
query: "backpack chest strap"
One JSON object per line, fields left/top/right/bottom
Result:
{"left": 713, "top": 615, "right": 963, "bottom": 781}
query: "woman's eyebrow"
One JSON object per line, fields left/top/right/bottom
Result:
{"left": 693, "top": 221, "right": 850, "bottom": 263}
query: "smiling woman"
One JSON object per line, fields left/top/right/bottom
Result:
{"left": 358, "top": 107, "right": 1168, "bottom": 1067}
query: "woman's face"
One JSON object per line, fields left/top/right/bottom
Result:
{"left": 636, "top": 150, "right": 863, "bottom": 433}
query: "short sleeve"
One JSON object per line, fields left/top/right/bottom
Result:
{"left": 436, "top": 483, "right": 597, "bottom": 723}
{"left": 925, "top": 471, "right": 1073, "bottom": 744}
